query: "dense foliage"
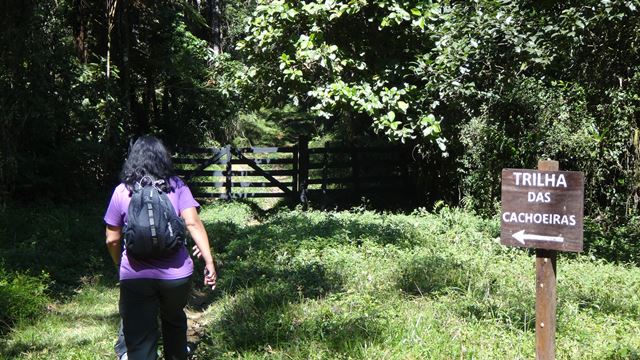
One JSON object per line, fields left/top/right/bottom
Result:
{"left": 237, "top": 0, "right": 640, "bottom": 216}
{"left": 0, "top": 0, "right": 234, "bottom": 201}
{"left": 0, "top": 269, "right": 49, "bottom": 334}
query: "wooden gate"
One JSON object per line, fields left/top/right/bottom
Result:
{"left": 174, "top": 137, "right": 413, "bottom": 204}
{"left": 174, "top": 145, "right": 297, "bottom": 200}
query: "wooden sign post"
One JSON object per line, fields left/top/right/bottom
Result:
{"left": 501, "top": 160, "right": 584, "bottom": 360}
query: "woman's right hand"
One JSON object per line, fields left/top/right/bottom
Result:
{"left": 182, "top": 207, "right": 217, "bottom": 290}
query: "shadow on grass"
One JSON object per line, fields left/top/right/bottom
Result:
{"left": 202, "top": 281, "right": 387, "bottom": 356}
{"left": 203, "top": 220, "right": 242, "bottom": 254}
{"left": 397, "top": 253, "right": 469, "bottom": 296}
{"left": 1, "top": 337, "right": 110, "bottom": 359}
{"left": 0, "top": 203, "right": 119, "bottom": 300}
{"left": 0, "top": 341, "right": 51, "bottom": 359}
{"left": 204, "top": 211, "right": 422, "bottom": 306}
{"left": 195, "top": 211, "right": 419, "bottom": 356}
{"left": 221, "top": 211, "right": 423, "bottom": 260}
{"left": 397, "top": 252, "right": 537, "bottom": 331}
{"left": 53, "top": 310, "right": 121, "bottom": 324}
{"left": 210, "top": 282, "right": 300, "bottom": 351}
{"left": 604, "top": 344, "right": 640, "bottom": 360}
{"left": 190, "top": 209, "right": 349, "bottom": 308}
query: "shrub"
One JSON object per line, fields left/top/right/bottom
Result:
{"left": 0, "top": 266, "right": 50, "bottom": 333}
{"left": 584, "top": 216, "right": 640, "bottom": 265}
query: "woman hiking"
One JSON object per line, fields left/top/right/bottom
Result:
{"left": 104, "top": 135, "right": 216, "bottom": 360}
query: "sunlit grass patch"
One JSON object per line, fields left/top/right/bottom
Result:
{"left": 0, "top": 285, "right": 119, "bottom": 359}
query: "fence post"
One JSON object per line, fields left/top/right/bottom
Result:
{"left": 351, "top": 147, "right": 360, "bottom": 200}
{"left": 292, "top": 142, "right": 299, "bottom": 196}
{"left": 322, "top": 144, "right": 328, "bottom": 208}
{"left": 225, "top": 145, "right": 232, "bottom": 200}
{"left": 298, "top": 135, "right": 309, "bottom": 208}
{"left": 401, "top": 146, "right": 411, "bottom": 197}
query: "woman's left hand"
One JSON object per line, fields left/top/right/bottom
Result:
{"left": 204, "top": 262, "right": 217, "bottom": 290}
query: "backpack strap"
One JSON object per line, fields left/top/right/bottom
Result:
{"left": 134, "top": 176, "right": 167, "bottom": 193}
{"left": 145, "top": 187, "right": 160, "bottom": 251}
{"left": 152, "top": 178, "right": 167, "bottom": 193}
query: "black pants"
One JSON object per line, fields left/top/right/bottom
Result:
{"left": 119, "top": 277, "right": 191, "bottom": 360}
{"left": 115, "top": 319, "right": 127, "bottom": 358}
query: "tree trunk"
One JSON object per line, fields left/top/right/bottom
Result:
{"left": 72, "top": 0, "right": 88, "bottom": 62}
{"left": 207, "top": 0, "right": 222, "bottom": 54}
{"left": 106, "top": 0, "right": 118, "bottom": 79}
{"left": 148, "top": 72, "right": 159, "bottom": 128}
{"left": 117, "top": 0, "right": 147, "bottom": 135}
{"left": 118, "top": 0, "right": 130, "bottom": 111}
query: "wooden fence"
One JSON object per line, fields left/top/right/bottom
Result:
{"left": 174, "top": 137, "right": 412, "bottom": 204}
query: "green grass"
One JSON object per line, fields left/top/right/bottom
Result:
{"left": 196, "top": 205, "right": 640, "bottom": 359}
{"left": 1, "top": 202, "right": 639, "bottom": 359}
{"left": 0, "top": 281, "right": 119, "bottom": 359}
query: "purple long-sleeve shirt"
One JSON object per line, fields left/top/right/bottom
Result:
{"left": 104, "top": 177, "right": 199, "bottom": 281}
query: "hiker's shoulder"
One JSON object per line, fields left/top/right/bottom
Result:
{"left": 169, "top": 176, "right": 188, "bottom": 190}
{"left": 110, "top": 183, "right": 129, "bottom": 197}
{"left": 114, "top": 183, "right": 128, "bottom": 192}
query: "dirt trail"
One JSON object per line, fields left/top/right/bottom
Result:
{"left": 185, "top": 288, "right": 215, "bottom": 353}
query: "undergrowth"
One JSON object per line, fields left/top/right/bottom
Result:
{"left": 0, "top": 202, "right": 638, "bottom": 359}
{"left": 195, "top": 204, "right": 640, "bottom": 359}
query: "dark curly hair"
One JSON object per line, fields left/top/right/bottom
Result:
{"left": 120, "top": 135, "right": 176, "bottom": 193}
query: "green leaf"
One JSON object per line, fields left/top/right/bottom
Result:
{"left": 421, "top": 114, "right": 436, "bottom": 125}
{"left": 387, "top": 111, "right": 396, "bottom": 121}
{"left": 397, "top": 101, "right": 409, "bottom": 113}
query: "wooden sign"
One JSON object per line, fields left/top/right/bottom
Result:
{"left": 501, "top": 168, "right": 584, "bottom": 252}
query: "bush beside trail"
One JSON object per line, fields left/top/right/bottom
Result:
{"left": 0, "top": 267, "right": 49, "bottom": 334}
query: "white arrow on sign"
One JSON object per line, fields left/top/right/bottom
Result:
{"left": 512, "top": 230, "right": 564, "bottom": 245}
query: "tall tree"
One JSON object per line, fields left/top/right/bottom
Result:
{"left": 72, "top": 0, "right": 89, "bottom": 62}
{"left": 208, "top": 0, "right": 223, "bottom": 53}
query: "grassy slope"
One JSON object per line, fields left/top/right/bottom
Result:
{"left": 1, "top": 202, "right": 638, "bottom": 359}
{"left": 195, "top": 204, "right": 639, "bottom": 359}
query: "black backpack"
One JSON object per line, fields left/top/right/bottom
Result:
{"left": 123, "top": 179, "right": 186, "bottom": 258}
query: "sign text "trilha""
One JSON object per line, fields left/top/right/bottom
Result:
{"left": 513, "top": 172, "right": 567, "bottom": 188}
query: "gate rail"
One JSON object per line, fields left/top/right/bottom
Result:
{"left": 174, "top": 136, "right": 412, "bottom": 204}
